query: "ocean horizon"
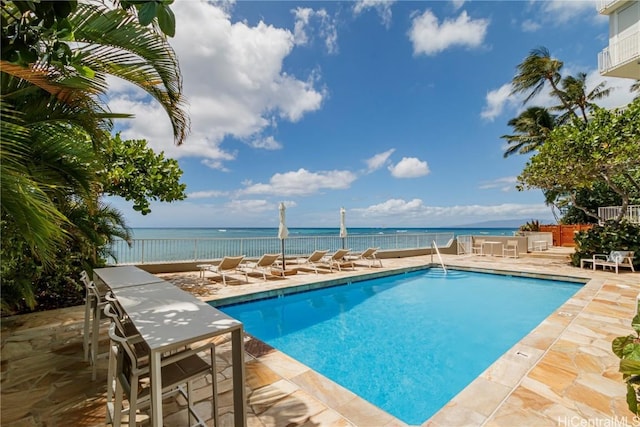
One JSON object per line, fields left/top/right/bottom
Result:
{"left": 129, "top": 227, "right": 519, "bottom": 240}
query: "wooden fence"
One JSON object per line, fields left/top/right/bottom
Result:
{"left": 539, "top": 224, "right": 593, "bottom": 247}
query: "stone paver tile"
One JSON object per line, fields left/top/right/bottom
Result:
{"left": 484, "top": 401, "right": 555, "bottom": 427}
{"left": 528, "top": 360, "right": 578, "bottom": 394}
{"left": 508, "top": 384, "right": 556, "bottom": 412}
{"left": 575, "top": 373, "right": 628, "bottom": 398}
{"left": 258, "top": 349, "right": 310, "bottom": 380}
{"left": 335, "top": 394, "right": 396, "bottom": 427}
{"left": 481, "top": 354, "right": 535, "bottom": 388}
{"left": 298, "top": 408, "right": 355, "bottom": 427}
{"left": 248, "top": 378, "right": 299, "bottom": 413}
{"left": 245, "top": 359, "right": 282, "bottom": 390}
{"left": 291, "top": 369, "right": 359, "bottom": 410}
{"left": 258, "top": 389, "right": 327, "bottom": 426}
{"left": 449, "top": 377, "right": 512, "bottom": 417}
{"left": 565, "top": 382, "right": 620, "bottom": 416}
{"left": 424, "top": 400, "right": 486, "bottom": 427}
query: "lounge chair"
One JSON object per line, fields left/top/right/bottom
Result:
{"left": 296, "top": 250, "right": 329, "bottom": 274}
{"left": 592, "top": 251, "right": 635, "bottom": 274}
{"left": 345, "top": 247, "right": 383, "bottom": 268}
{"left": 471, "top": 238, "right": 485, "bottom": 255}
{"left": 321, "top": 249, "right": 355, "bottom": 272}
{"left": 243, "top": 253, "right": 282, "bottom": 281}
{"left": 502, "top": 240, "right": 518, "bottom": 258}
{"left": 207, "top": 256, "right": 248, "bottom": 285}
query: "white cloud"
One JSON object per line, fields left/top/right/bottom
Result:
{"left": 249, "top": 135, "right": 282, "bottom": 150}
{"left": 365, "top": 149, "right": 395, "bottom": 173}
{"left": 292, "top": 7, "right": 339, "bottom": 54}
{"left": 239, "top": 168, "right": 358, "bottom": 197}
{"left": 225, "top": 199, "right": 273, "bottom": 213}
{"left": 353, "top": 199, "right": 551, "bottom": 224}
{"left": 451, "top": 0, "right": 466, "bottom": 11}
{"left": 409, "top": 10, "right": 489, "bottom": 56}
{"left": 478, "top": 176, "right": 518, "bottom": 192}
{"left": 521, "top": 19, "right": 541, "bottom": 32}
{"left": 353, "top": 0, "right": 396, "bottom": 28}
{"left": 480, "top": 83, "right": 514, "bottom": 121}
{"left": 108, "top": 1, "right": 325, "bottom": 168}
{"left": 538, "top": 0, "right": 602, "bottom": 25}
{"left": 187, "top": 190, "right": 229, "bottom": 199}
{"left": 388, "top": 157, "right": 430, "bottom": 178}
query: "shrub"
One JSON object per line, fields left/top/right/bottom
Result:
{"left": 571, "top": 221, "right": 640, "bottom": 269}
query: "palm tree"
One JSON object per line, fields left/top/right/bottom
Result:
{"left": 501, "top": 107, "right": 556, "bottom": 158}
{"left": 553, "top": 72, "right": 611, "bottom": 124}
{"left": 1, "top": 1, "right": 189, "bottom": 259}
{"left": 1, "top": 1, "right": 189, "bottom": 309}
{"left": 511, "top": 47, "right": 575, "bottom": 117}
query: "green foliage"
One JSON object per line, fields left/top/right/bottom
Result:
{"left": 518, "top": 99, "right": 640, "bottom": 223}
{"left": 98, "top": 134, "right": 186, "bottom": 215}
{"left": 612, "top": 304, "right": 640, "bottom": 415}
{"left": 518, "top": 219, "right": 540, "bottom": 232}
{"left": 571, "top": 221, "right": 640, "bottom": 268}
{"left": 559, "top": 181, "right": 626, "bottom": 225}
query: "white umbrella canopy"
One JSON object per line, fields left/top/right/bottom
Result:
{"left": 278, "top": 202, "right": 289, "bottom": 268}
{"left": 339, "top": 207, "right": 347, "bottom": 248}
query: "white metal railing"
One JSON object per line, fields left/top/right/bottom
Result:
{"left": 106, "top": 232, "right": 455, "bottom": 265}
{"left": 598, "top": 205, "right": 640, "bottom": 224}
{"left": 598, "top": 30, "right": 640, "bottom": 73}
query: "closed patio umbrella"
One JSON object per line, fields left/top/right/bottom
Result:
{"left": 339, "top": 207, "right": 347, "bottom": 249}
{"left": 278, "top": 202, "right": 289, "bottom": 269}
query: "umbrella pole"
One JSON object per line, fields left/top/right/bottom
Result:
{"left": 281, "top": 239, "right": 286, "bottom": 270}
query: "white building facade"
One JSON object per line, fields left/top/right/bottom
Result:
{"left": 597, "top": 0, "right": 640, "bottom": 79}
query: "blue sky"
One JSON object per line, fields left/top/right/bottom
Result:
{"left": 106, "top": 0, "right": 637, "bottom": 229}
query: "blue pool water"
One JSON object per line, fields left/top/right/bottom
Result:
{"left": 218, "top": 269, "right": 582, "bottom": 425}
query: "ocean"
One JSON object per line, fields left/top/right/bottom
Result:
{"left": 129, "top": 227, "right": 518, "bottom": 239}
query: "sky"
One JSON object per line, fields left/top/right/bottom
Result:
{"left": 105, "top": 0, "right": 637, "bottom": 229}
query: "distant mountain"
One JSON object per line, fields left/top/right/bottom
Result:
{"left": 456, "top": 218, "right": 556, "bottom": 228}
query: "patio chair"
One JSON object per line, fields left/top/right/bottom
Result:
{"left": 345, "top": 247, "right": 383, "bottom": 268}
{"left": 321, "top": 248, "right": 356, "bottom": 272}
{"left": 592, "top": 251, "right": 635, "bottom": 274}
{"left": 471, "top": 239, "right": 485, "bottom": 255}
{"left": 107, "top": 323, "right": 217, "bottom": 427}
{"left": 502, "top": 240, "right": 518, "bottom": 258}
{"left": 80, "top": 271, "right": 111, "bottom": 380}
{"left": 296, "top": 250, "right": 329, "bottom": 274}
{"left": 207, "top": 256, "right": 248, "bottom": 285}
{"left": 243, "top": 253, "right": 282, "bottom": 280}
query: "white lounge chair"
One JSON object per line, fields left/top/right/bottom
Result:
{"left": 296, "top": 250, "right": 329, "bottom": 274}
{"left": 592, "top": 251, "right": 635, "bottom": 274}
{"left": 471, "top": 238, "right": 485, "bottom": 255}
{"left": 321, "top": 249, "right": 355, "bottom": 272}
{"left": 503, "top": 240, "right": 518, "bottom": 258}
{"left": 243, "top": 253, "right": 282, "bottom": 281}
{"left": 207, "top": 256, "right": 248, "bottom": 285}
{"left": 346, "top": 247, "right": 382, "bottom": 268}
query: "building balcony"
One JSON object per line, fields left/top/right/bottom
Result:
{"left": 598, "top": 30, "right": 640, "bottom": 78}
{"left": 598, "top": 0, "right": 634, "bottom": 14}
{"left": 598, "top": 205, "right": 640, "bottom": 224}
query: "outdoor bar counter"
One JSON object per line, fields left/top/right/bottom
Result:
{"left": 94, "top": 266, "right": 247, "bottom": 427}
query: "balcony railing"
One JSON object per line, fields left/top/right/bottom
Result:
{"left": 598, "top": 205, "right": 640, "bottom": 224}
{"left": 598, "top": 30, "right": 640, "bottom": 74}
{"left": 106, "top": 232, "right": 455, "bottom": 265}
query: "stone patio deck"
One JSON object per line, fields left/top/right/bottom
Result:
{"left": 1, "top": 250, "right": 638, "bottom": 426}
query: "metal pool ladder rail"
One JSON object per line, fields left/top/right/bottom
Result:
{"left": 431, "top": 241, "right": 447, "bottom": 274}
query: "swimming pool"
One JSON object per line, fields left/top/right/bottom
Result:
{"left": 218, "top": 268, "right": 582, "bottom": 425}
